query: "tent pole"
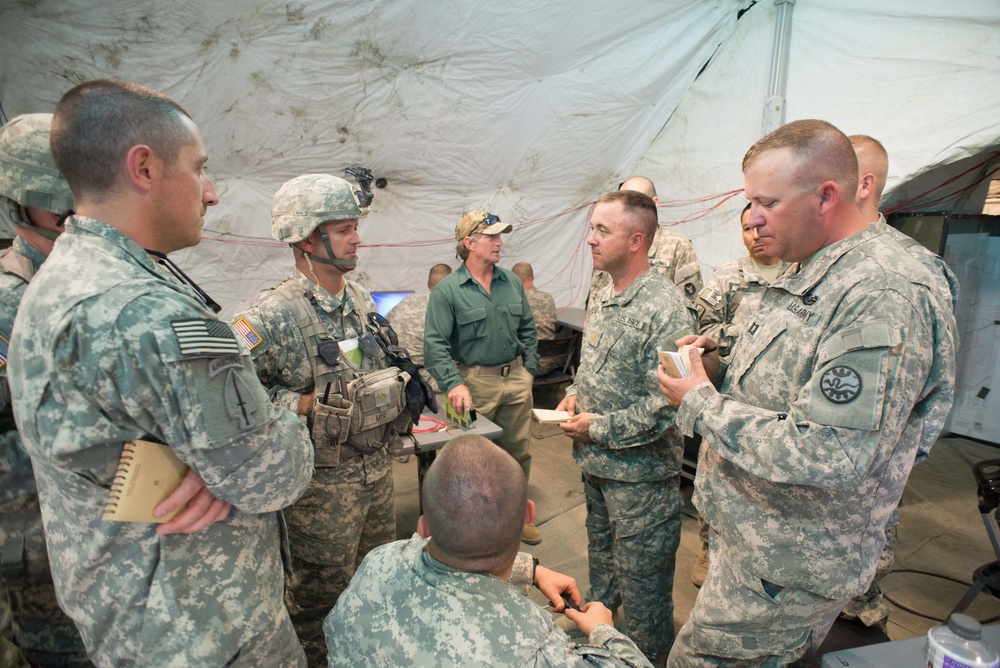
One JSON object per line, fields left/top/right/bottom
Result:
{"left": 762, "top": 0, "right": 796, "bottom": 135}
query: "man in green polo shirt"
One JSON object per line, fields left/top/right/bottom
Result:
{"left": 424, "top": 211, "right": 541, "bottom": 544}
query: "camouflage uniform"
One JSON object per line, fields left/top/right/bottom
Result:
{"left": 324, "top": 537, "right": 653, "bottom": 667}
{"left": 694, "top": 255, "right": 788, "bottom": 358}
{"left": 8, "top": 216, "right": 314, "bottom": 667}
{"left": 234, "top": 271, "right": 400, "bottom": 666}
{"left": 1, "top": 238, "right": 91, "bottom": 668}
{"left": 386, "top": 292, "right": 431, "bottom": 365}
{"left": 841, "top": 216, "right": 961, "bottom": 627}
{"left": 590, "top": 228, "right": 702, "bottom": 312}
{"left": 567, "top": 268, "right": 697, "bottom": 660}
{"left": 525, "top": 285, "right": 562, "bottom": 375}
{"left": 668, "top": 225, "right": 957, "bottom": 667}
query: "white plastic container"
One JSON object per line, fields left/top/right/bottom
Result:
{"left": 926, "top": 613, "right": 1000, "bottom": 668}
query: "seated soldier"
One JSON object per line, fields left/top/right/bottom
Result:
{"left": 386, "top": 263, "right": 452, "bottom": 366}
{"left": 512, "top": 261, "right": 565, "bottom": 376}
{"left": 324, "top": 434, "right": 653, "bottom": 667}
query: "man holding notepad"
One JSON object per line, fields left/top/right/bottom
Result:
{"left": 556, "top": 189, "right": 697, "bottom": 664}
{"left": 8, "top": 80, "right": 315, "bottom": 667}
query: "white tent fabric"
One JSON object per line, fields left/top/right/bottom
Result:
{"left": 2, "top": 0, "right": 999, "bottom": 316}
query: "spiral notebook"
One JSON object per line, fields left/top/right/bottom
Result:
{"left": 102, "top": 440, "right": 190, "bottom": 523}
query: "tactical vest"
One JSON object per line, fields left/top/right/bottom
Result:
{"left": 273, "top": 279, "right": 408, "bottom": 467}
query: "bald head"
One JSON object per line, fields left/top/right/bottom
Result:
{"left": 849, "top": 134, "right": 888, "bottom": 221}
{"left": 511, "top": 262, "right": 534, "bottom": 286}
{"left": 428, "top": 263, "right": 452, "bottom": 290}
{"left": 619, "top": 175, "right": 657, "bottom": 201}
{"left": 421, "top": 435, "right": 527, "bottom": 574}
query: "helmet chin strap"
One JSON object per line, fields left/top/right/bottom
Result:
{"left": 295, "top": 226, "right": 357, "bottom": 270}
{"left": 3, "top": 197, "right": 66, "bottom": 241}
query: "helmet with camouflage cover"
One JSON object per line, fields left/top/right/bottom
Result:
{"left": 271, "top": 173, "right": 368, "bottom": 244}
{"left": 0, "top": 113, "right": 74, "bottom": 237}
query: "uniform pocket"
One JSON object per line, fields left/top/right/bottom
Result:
{"left": 456, "top": 307, "right": 487, "bottom": 339}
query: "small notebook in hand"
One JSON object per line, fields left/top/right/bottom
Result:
{"left": 658, "top": 344, "right": 705, "bottom": 379}
{"left": 531, "top": 409, "right": 572, "bottom": 424}
{"left": 103, "top": 440, "right": 190, "bottom": 523}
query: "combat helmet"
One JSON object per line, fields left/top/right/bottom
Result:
{"left": 0, "top": 113, "right": 74, "bottom": 238}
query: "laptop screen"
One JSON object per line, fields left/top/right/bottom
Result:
{"left": 370, "top": 291, "right": 414, "bottom": 316}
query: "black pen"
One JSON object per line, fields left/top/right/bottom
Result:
{"left": 701, "top": 345, "right": 718, "bottom": 354}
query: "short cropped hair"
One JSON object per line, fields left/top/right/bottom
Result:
{"left": 511, "top": 262, "right": 533, "bottom": 282}
{"left": 742, "top": 119, "right": 858, "bottom": 198}
{"left": 422, "top": 435, "right": 526, "bottom": 572}
{"left": 428, "top": 263, "right": 452, "bottom": 290}
{"left": 51, "top": 79, "right": 194, "bottom": 199}
{"left": 849, "top": 134, "right": 889, "bottom": 201}
{"left": 597, "top": 189, "right": 658, "bottom": 249}
{"left": 619, "top": 175, "right": 657, "bottom": 199}
{"left": 740, "top": 202, "right": 752, "bottom": 226}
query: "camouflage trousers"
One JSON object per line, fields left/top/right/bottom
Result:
{"left": 285, "top": 458, "right": 394, "bottom": 667}
{"left": 668, "top": 529, "right": 848, "bottom": 668}
{"left": 462, "top": 363, "right": 534, "bottom": 481}
{"left": 584, "top": 473, "right": 683, "bottom": 661}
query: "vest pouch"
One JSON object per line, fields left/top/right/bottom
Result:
{"left": 345, "top": 368, "right": 410, "bottom": 454}
{"left": 311, "top": 394, "right": 353, "bottom": 468}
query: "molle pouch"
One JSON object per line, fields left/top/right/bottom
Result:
{"left": 311, "top": 394, "right": 353, "bottom": 467}
{"left": 345, "top": 367, "right": 410, "bottom": 453}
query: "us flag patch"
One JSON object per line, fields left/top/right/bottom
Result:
{"left": 233, "top": 318, "right": 262, "bottom": 351}
{"left": 171, "top": 319, "right": 241, "bottom": 358}
{"left": 0, "top": 334, "right": 7, "bottom": 369}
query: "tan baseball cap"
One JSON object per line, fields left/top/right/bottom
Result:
{"left": 455, "top": 210, "right": 513, "bottom": 240}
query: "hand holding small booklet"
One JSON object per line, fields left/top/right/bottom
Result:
{"left": 531, "top": 409, "right": 571, "bottom": 424}
{"left": 103, "top": 440, "right": 190, "bottom": 523}
{"left": 658, "top": 344, "right": 705, "bottom": 379}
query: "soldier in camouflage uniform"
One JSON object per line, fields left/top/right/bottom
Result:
{"left": 688, "top": 204, "right": 786, "bottom": 587}
{"left": 512, "top": 262, "right": 563, "bottom": 376}
{"left": 233, "top": 173, "right": 411, "bottom": 666}
{"left": 386, "top": 263, "right": 452, "bottom": 366}
{"left": 658, "top": 120, "right": 957, "bottom": 667}
{"left": 325, "top": 434, "right": 653, "bottom": 667}
{"left": 837, "top": 135, "right": 961, "bottom": 629}
{"left": 588, "top": 176, "right": 702, "bottom": 314}
{"left": 0, "top": 114, "right": 90, "bottom": 667}
{"left": 557, "top": 190, "right": 697, "bottom": 664}
{"left": 8, "top": 80, "right": 314, "bottom": 667}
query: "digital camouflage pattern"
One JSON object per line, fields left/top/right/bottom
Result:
{"left": 324, "top": 538, "right": 653, "bottom": 668}
{"left": 0, "top": 237, "right": 90, "bottom": 667}
{"left": 271, "top": 173, "right": 365, "bottom": 244}
{"left": 0, "top": 114, "right": 74, "bottom": 220}
{"left": 233, "top": 271, "right": 398, "bottom": 666}
{"left": 386, "top": 292, "right": 431, "bottom": 365}
{"left": 694, "top": 255, "right": 788, "bottom": 358}
{"left": 524, "top": 285, "right": 562, "bottom": 375}
{"left": 672, "top": 225, "right": 957, "bottom": 664}
{"left": 8, "top": 217, "right": 314, "bottom": 667}
{"left": 567, "top": 268, "right": 696, "bottom": 659}
{"left": 589, "top": 228, "right": 702, "bottom": 312}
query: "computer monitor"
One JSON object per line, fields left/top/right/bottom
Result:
{"left": 370, "top": 291, "right": 414, "bottom": 316}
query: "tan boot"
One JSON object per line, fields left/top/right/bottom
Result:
{"left": 521, "top": 523, "right": 542, "bottom": 545}
{"left": 691, "top": 540, "right": 709, "bottom": 587}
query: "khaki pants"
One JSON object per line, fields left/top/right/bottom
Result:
{"left": 461, "top": 364, "right": 534, "bottom": 480}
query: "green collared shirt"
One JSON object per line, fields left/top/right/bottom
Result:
{"left": 424, "top": 262, "right": 538, "bottom": 393}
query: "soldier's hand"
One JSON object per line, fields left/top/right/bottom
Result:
{"left": 155, "top": 470, "right": 232, "bottom": 536}
{"left": 674, "top": 334, "right": 721, "bottom": 379}
{"left": 298, "top": 392, "right": 316, "bottom": 416}
{"left": 559, "top": 412, "right": 592, "bottom": 443}
{"left": 658, "top": 349, "right": 711, "bottom": 408}
{"left": 555, "top": 394, "right": 576, "bottom": 416}
{"left": 565, "top": 601, "right": 614, "bottom": 637}
{"left": 534, "top": 565, "right": 581, "bottom": 612}
{"left": 447, "top": 384, "right": 472, "bottom": 415}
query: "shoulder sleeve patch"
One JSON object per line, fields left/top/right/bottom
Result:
{"left": 170, "top": 319, "right": 241, "bottom": 358}
{"left": 0, "top": 333, "right": 7, "bottom": 369}
{"left": 232, "top": 317, "right": 263, "bottom": 351}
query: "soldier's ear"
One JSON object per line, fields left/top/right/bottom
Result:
{"left": 417, "top": 515, "right": 431, "bottom": 539}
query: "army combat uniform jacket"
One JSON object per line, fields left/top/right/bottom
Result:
{"left": 324, "top": 537, "right": 653, "bottom": 667}
{"left": 569, "top": 269, "right": 697, "bottom": 483}
{"left": 679, "top": 224, "right": 957, "bottom": 600}
{"left": 694, "top": 255, "right": 788, "bottom": 359}
{"left": 8, "top": 217, "right": 314, "bottom": 667}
